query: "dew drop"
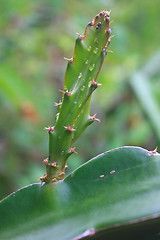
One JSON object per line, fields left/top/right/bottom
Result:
{"left": 78, "top": 72, "right": 82, "bottom": 79}
{"left": 89, "top": 64, "right": 95, "bottom": 71}
{"left": 87, "top": 46, "right": 92, "bottom": 51}
{"left": 74, "top": 101, "right": 77, "bottom": 104}
{"left": 93, "top": 48, "right": 98, "bottom": 54}
{"left": 85, "top": 59, "right": 89, "bottom": 64}
{"left": 80, "top": 85, "right": 85, "bottom": 91}
{"left": 79, "top": 103, "right": 82, "bottom": 108}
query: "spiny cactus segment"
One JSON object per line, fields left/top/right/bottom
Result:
{"left": 40, "top": 10, "right": 112, "bottom": 183}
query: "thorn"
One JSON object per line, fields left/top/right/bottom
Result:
{"left": 39, "top": 174, "right": 47, "bottom": 182}
{"left": 109, "top": 35, "right": 115, "bottom": 40}
{"left": 106, "top": 50, "right": 113, "bottom": 53}
{"left": 64, "top": 90, "right": 72, "bottom": 96}
{"left": 59, "top": 172, "right": 65, "bottom": 177}
{"left": 69, "top": 147, "right": 77, "bottom": 154}
{"left": 45, "top": 126, "right": 54, "bottom": 132}
{"left": 106, "top": 28, "right": 112, "bottom": 37}
{"left": 50, "top": 162, "right": 57, "bottom": 167}
{"left": 59, "top": 89, "right": 72, "bottom": 96}
{"left": 91, "top": 79, "right": 102, "bottom": 87}
{"left": 76, "top": 33, "right": 84, "bottom": 39}
{"left": 149, "top": 147, "right": 158, "bottom": 154}
{"left": 111, "top": 26, "right": 117, "bottom": 31}
{"left": 88, "top": 21, "right": 94, "bottom": 27}
{"left": 106, "top": 35, "right": 114, "bottom": 46}
{"left": 101, "top": 48, "right": 108, "bottom": 57}
{"left": 154, "top": 146, "right": 158, "bottom": 152}
{"left": 55, "top": 100, "right": 62, "bottom": 107}
{"left": 90, "top": 114, "right": 100, "bottom": 122}
{"left": 42, "top": 158, "right": 48, "bottom": 164}
{"left": 78, "top": 228, "right": 96, "bottom": 238}
{"left": 104, "top": 10, "right": 110, "bottom": 18}
{"left": 104, "top": 11, "right": 110, "bottom": 22}
{"left": 95, "top": 14, "right": 100, "bottom": 21}
{"left": 64, "top": 57, "right": 73, "bottom": 63}
{"left": 51, "top": 178, "right": 57, "bottom": 182}
{"left": 64, "top": 125, "right": 76, "bottom": 131}
{"left": 105, "top": 16, "right": 110, "bottom": 22}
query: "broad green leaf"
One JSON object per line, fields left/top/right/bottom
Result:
{"left": 1, "top": 146, "right": 160, "bottom": 240}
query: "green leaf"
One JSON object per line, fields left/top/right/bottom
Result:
{"left": 1, "top": 146, "right": 160, "bottom": 240}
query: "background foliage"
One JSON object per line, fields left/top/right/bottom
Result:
{"left": 0, "top": 0, "right": 160, "bottom": 199}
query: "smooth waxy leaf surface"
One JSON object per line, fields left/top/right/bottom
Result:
{"left": 1, "top": 147, "right": 160, "bottom": 240}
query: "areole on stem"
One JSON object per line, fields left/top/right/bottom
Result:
{"left": 40, "top": 10, "right": 112, "bottom": 183}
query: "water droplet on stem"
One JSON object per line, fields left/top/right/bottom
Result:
{"left": 87, "top": 46, "right": 92, "bottom": 51}
{"left": 93, "top": 48, "right": 98, "bottom": 54}
{"left": 80, "top": 85, "right": 85, "bottom": 91}
{"left": 78, "top": 72, "right": 82, "bottom": 79}
{"left": 89, "top": 64, "right": 95, "bottom": 71}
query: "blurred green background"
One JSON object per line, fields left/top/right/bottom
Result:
{"left": 0, "top": 0, "right": 160, "bottom": 199}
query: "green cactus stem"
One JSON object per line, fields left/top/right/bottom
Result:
{"left": 40, "top": 10, "right": 112, "bottom": 183}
